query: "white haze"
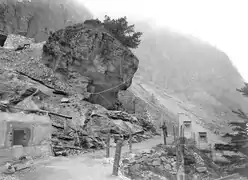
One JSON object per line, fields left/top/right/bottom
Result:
{"left": 77, "top": 0, "right": 248, "bottom": 82}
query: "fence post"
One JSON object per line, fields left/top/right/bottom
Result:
{"left": 112, "top": 139, "right": 123, "bottom": 176}
{"left": 128, "top": 131, "right": 132, "bottom": 153}
{"left": 173, "top": 126, "right": 176, "bottom": 141}
{"left": 106, "top": 130, "right": 111, "bottom": 158}
{"left": 64, "top": 118, "right": 68, "bottom": 134}
{"left": 210, "top": 144, "right": 213, "bottom": 160}
{"left": 163, "top": 127, "right": 167, "bottom": 145}
{"left": 193, "top": 132, "right": 196, "bottom": 145}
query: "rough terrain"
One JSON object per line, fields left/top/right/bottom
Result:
{"left": 1, "top": 136, "right": 172, "bottom": 180}
{"left": 0, "top": 1, "right": 248, "bottom": 179}
{"left": 0, "top": 27, "right": 151, "bottom": 158}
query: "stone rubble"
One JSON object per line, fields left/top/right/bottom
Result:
{"left": 121, "top": 144, "right": 178, "bottom": 180}
{"left": 0, "top": 33, "right": 156, "bottom": 158}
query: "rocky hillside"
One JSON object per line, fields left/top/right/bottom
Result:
{"left": 125, "top": 23, "right": 248, "bottom": 134}
{"left": 0, "top": 0, "right": 92, "bottom": 42}
{"left": 0, "top": 33, "right": 152, "bottom": 156}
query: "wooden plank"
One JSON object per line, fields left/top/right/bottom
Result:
{"left": 106, "top": 131, "right": 110, "bottom": 158}
{"left": 112, "top": 140, "right": 123, "bottom": 176}
{"left": 128, "top": 131, "right": 132, "bottom": 153}
{"left": 214, "top": 173, "right": 240, "bottom": 180}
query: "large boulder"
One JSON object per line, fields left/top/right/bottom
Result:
{"left": 83, "top": 109, "right": 144, "bottom": 138}
{"left": 42, "top": 23, "right": 139, "bottom": 109}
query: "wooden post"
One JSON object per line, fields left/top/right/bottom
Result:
{"left": 112, "top": 140, "right": 123, "bottom": 176}
{"left": 193, "top": 132, "right": 196, "bottom": 145}
{"left": 177, "top": 125, "right": 185, "bottom": 180}
{"left": 182, "top": 126, "right": 184, "bottom": 139}
{"left": 179, "top": 125, "right": 183, "bottom": 144}
{"left": 163, "top": 126, "right": 167, "bottom": 145}
{"left": 128, "top": 131, "right": 132, "bottom": 153}
{"left": 106, "top": 131, "right": 110, "bottom": 158}
{"left": 64, "top": 119, "right": 68, "bottom": 134}
{"left": 210, "top": 144, "right": 213, "bottom": 160}
{"left": 133, "top": 97, "right": 136, "bottom": 113}
{"left": 173, "top": 126, "right": 176, "bottom": 141}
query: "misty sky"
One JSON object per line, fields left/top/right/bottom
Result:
{"left": 78, "top": 0, "right": 248, "bottom": 81}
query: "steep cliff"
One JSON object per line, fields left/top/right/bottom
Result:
{"left": 42, "top": 22, "right": 139, "bottom": 109}
{"left": 0, "top": 0, "right": 92, "bottom": 42}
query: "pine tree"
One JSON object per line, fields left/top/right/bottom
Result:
{"left": 101, "top": 15, "right": 142, "bottom": 49}
{"left": 224, "top": 83, "right": 248, "bottom": 155}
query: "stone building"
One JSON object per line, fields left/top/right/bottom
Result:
{"left": 0, "top": 112, "right": 52, "bottom": 165}
{"left": 3, "top": 34, "right": 34, "bottom": 49}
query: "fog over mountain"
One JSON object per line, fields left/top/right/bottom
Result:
{"left": 80, "top": 0, "right": 248, "bottom": 82}
{"left": 132, "top": 22, "right": 248, "bottom": 123}
{"left": 1, "top": 0, "right": 247, "bottom": 123}
{"left": 1, "top": 0, "right": 248, "bottom": 179}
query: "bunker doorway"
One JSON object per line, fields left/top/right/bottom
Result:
{"left": 12, "top": 128, "right": 30, "bottom": 147}
{"left": 0, "top": 33, "right": 7, "bottom": 47}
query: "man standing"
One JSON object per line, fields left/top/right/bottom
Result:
{"left": 161, "top": 121, "right": 168, "bottom": 145}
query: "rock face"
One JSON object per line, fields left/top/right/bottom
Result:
{"left": 42, "top": 23, "right": 139, "bottom": 109}
{"left": 0, "top": 38, "right": 151, "bottom": 157}
{"left": 0, "top": 0, "right": 92, "bottom": 42}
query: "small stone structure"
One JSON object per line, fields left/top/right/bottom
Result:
{"left": 198, "top": 132, "right": 207, "bottom": 140}
{"left": 183, "top": 120, "right": 192, "bottom": 127}
{"left": 3, "top": 34, "right": 34, "bottom": 49}
{"left": 0, "top": 112, "right": 52, "bottom": 165}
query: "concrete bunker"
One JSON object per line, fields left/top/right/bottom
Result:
{"left": 182, "top": 120, "right": 192, "bottom": 139}
{"left": 183, "top": 120, "right": 192, "bottom": 127}
{"left": 0, "top": 112, "right": 52, "bottom": 165}
{"left": 198, "top": 132, "right": 208, "bottom": 142}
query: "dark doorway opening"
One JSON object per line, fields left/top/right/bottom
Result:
{"left": 12, "top": 128, "right": 30, "bottom": 147}
{"left": 0, "top": 34, "right": 7, "bottom": 47}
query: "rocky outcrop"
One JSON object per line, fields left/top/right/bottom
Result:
{"left": 83, "top": 109, "right": 155, "bottom": 143}
{"left": 0, "top": 37, "right": 150, "bottom": 156}
{"left": 42, "top": 23, "right": 139, "bottom": 109}
{"left": 0, "top": 0, "right": 92, "bottom": 42}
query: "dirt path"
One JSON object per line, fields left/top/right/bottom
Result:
{"left": 15, "top": 135, "right": 173, "bottom": 180}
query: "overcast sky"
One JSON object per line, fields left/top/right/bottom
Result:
{"left": 78, "top": 0, "right": 248, "bottom": 81}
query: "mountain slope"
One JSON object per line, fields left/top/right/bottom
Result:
{"left": 125, "top": 22, "right": 248, "bottom": 135}
{"left": 0, "top": 0, "right": 92, "bottom": 42}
